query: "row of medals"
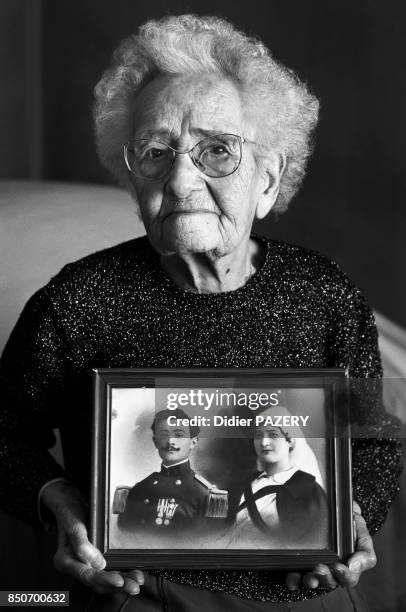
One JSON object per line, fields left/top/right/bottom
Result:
{"left": 155, "top": 498, "right": 179, "bottom": 526}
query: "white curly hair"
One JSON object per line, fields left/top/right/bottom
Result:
{"left": 94, "top": 14, "right": 319, "bottom": 213}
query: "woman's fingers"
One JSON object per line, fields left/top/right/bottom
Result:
{"left": 302, "top": 572, "right": 319, "bottom": 589}
{"left": 65, "top": 522, "right": 106, "bottom": 570}
{"left": 54, "top": 511, "right": 125, "bottom": 592}
{"left": 285, "top": 503, "right": 376, "bottom": 593}
{"left": 333, "top": 549, "right": 376, "bottom": 589}
{"left": 81, "top": 567, "right": 124, "bottom": 591}
{"left": 351, "top": 514, "right": 377, "bottom": 569}
{"left": 46, "top": 483, "right": 145, "bottom": 595}
{"left": 121, "top": 569, "right": 145, "bottom": 595}
{"left": 333, "top": 502, "right": 376, "bottom": 588}
{"left": 352, "top": 501, "right": 376, "bottom": 566}
{"left": 55, "top": 500, "right": 106, "bottom": 571}
{"left": 123, "top": 569, "right": 145, "bottom": 585}
{"left": 56, "top": 546, "right": 144, "bottom": 595}
{"left": 313, "top": 564, "right": 338, "bottom": 589}
{"left": 286, "top": 565, "right": 340, "bottom": 591}
{"left": 55, "top": 549, "right": 124, "bottom": 591}
{"left": 122, "top": 577, "right": 140, "bottom": 595}
{"left": 333, "top": 563, "right": 361, "bottom": 588}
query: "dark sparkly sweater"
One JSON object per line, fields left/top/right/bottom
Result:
{"left": 0, "top": 235, "right": 401, "bottom": 602}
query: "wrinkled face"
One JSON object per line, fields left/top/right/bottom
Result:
{"left": 129, "top": 73, "right": 278, "bottom": 256}
{"left": 153, "top": 418, "right": 197, "bottom": 466}
{"left": 254, "top": 426, "right": 292, "bottom": 467}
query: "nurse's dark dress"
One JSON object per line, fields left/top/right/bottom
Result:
{"left": 226, "top": 467, "right": 328, "bottom": 549}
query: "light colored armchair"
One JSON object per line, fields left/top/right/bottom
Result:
{"left": 0, "top": 180, "right": 145, "bottom": 350}
{"left": 0, "top": 180, "right": 405, "bottom": 609}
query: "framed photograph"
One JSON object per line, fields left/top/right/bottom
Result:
{"left": 91, "top": 368, "right": 353, "bottom": 570}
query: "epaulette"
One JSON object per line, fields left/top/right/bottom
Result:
{"left": 193, "top": 472, "right": 216, "bottom": 489}
{"left": 112, "top": 485, "right": 131, "bottom": 514}
{"left": 194, "top": 473, "right": 228, "bottom": 518}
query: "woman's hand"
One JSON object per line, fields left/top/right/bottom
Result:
{"left": 41, "top": 481, "right": 145, "bottom": 595}
{"left": 285, "top": 501, "right": 377, "bottom": 591}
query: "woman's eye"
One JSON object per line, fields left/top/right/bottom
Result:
{"left": 212, "top": 145, "right": 229, "bottom": 155}
{"left": 144, "top": 148, "right": 165, "bottom": 160}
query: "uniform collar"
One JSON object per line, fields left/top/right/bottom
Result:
{"left": 256, "top": 466, "right": 297, "bottom": 485}
{"left": 160, "top": 459, "right": 191, "bottom": 476}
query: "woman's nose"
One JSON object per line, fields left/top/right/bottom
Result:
{"left": 164, "top": 153, "right": 203, "bottom": 199}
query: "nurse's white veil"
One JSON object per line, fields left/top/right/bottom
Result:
{"left": 255, "top": 405, "right": 325, "bottom": 489}
{"left": 288, "top": 436, "right": 324, "bottom": 488}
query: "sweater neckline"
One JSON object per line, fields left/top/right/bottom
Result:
{"left": 149, "top": 234, "right": 272, "bottom": 299}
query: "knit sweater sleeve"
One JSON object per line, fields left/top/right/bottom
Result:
{"left": 330, "top": 273, "right": 402, "bottom": 534}
{"left": 0, "top": 287, "right": 69, "bottom": 527}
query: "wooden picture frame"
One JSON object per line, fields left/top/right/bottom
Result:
{"left": 91, "top": 368, "right": 353, "bottom": 570}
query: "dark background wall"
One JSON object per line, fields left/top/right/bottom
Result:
{"left": 1, "top": 0, "right": 406, "bottom": 327}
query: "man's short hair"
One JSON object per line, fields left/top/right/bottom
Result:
{"left": 151, "top": 408, "right": 200, "bottom": 438}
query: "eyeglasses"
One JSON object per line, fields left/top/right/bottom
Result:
{"left": 123, "top": 133, "right": 246, "bottom": 181}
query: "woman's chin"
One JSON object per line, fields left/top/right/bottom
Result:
{"left": 158, "top": 216, "right": 224, "bottom": 255}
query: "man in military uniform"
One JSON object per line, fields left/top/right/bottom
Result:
{"left": 115, "top": 408, "right": 228, "bottom": 533}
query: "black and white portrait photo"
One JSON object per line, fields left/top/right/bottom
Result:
{"left": 109, "top": 389, "right": 229, "bottom": 549}
{"left": 1, "top": 2, "right": 405, "bottom": 611}
{"left": 223, "top": 404, "right": 329, "bottom": 551}
{"left": 94, "top": 371, "right": 341, "bottom": 563}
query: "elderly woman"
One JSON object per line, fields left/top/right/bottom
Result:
{"left": 0, "top": 13, "right": 400, "bottom": 612}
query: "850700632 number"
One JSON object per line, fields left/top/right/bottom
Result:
{"left": 0, "top": 592, "right": 69, "bottom": 607}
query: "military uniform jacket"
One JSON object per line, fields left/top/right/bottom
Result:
{"left": 116, "top": 461, "right": 228, "bottom": 531}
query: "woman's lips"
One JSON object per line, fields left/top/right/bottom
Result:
{"left": 164, "top": 209, "right": 216, "bottom": 218}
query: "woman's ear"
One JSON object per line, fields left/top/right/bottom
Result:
{"left": 255, "top": 153, "right": 286, "bottom": 219}
{"left": 288, "top": 438, "right": 296, "bottom": 452}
